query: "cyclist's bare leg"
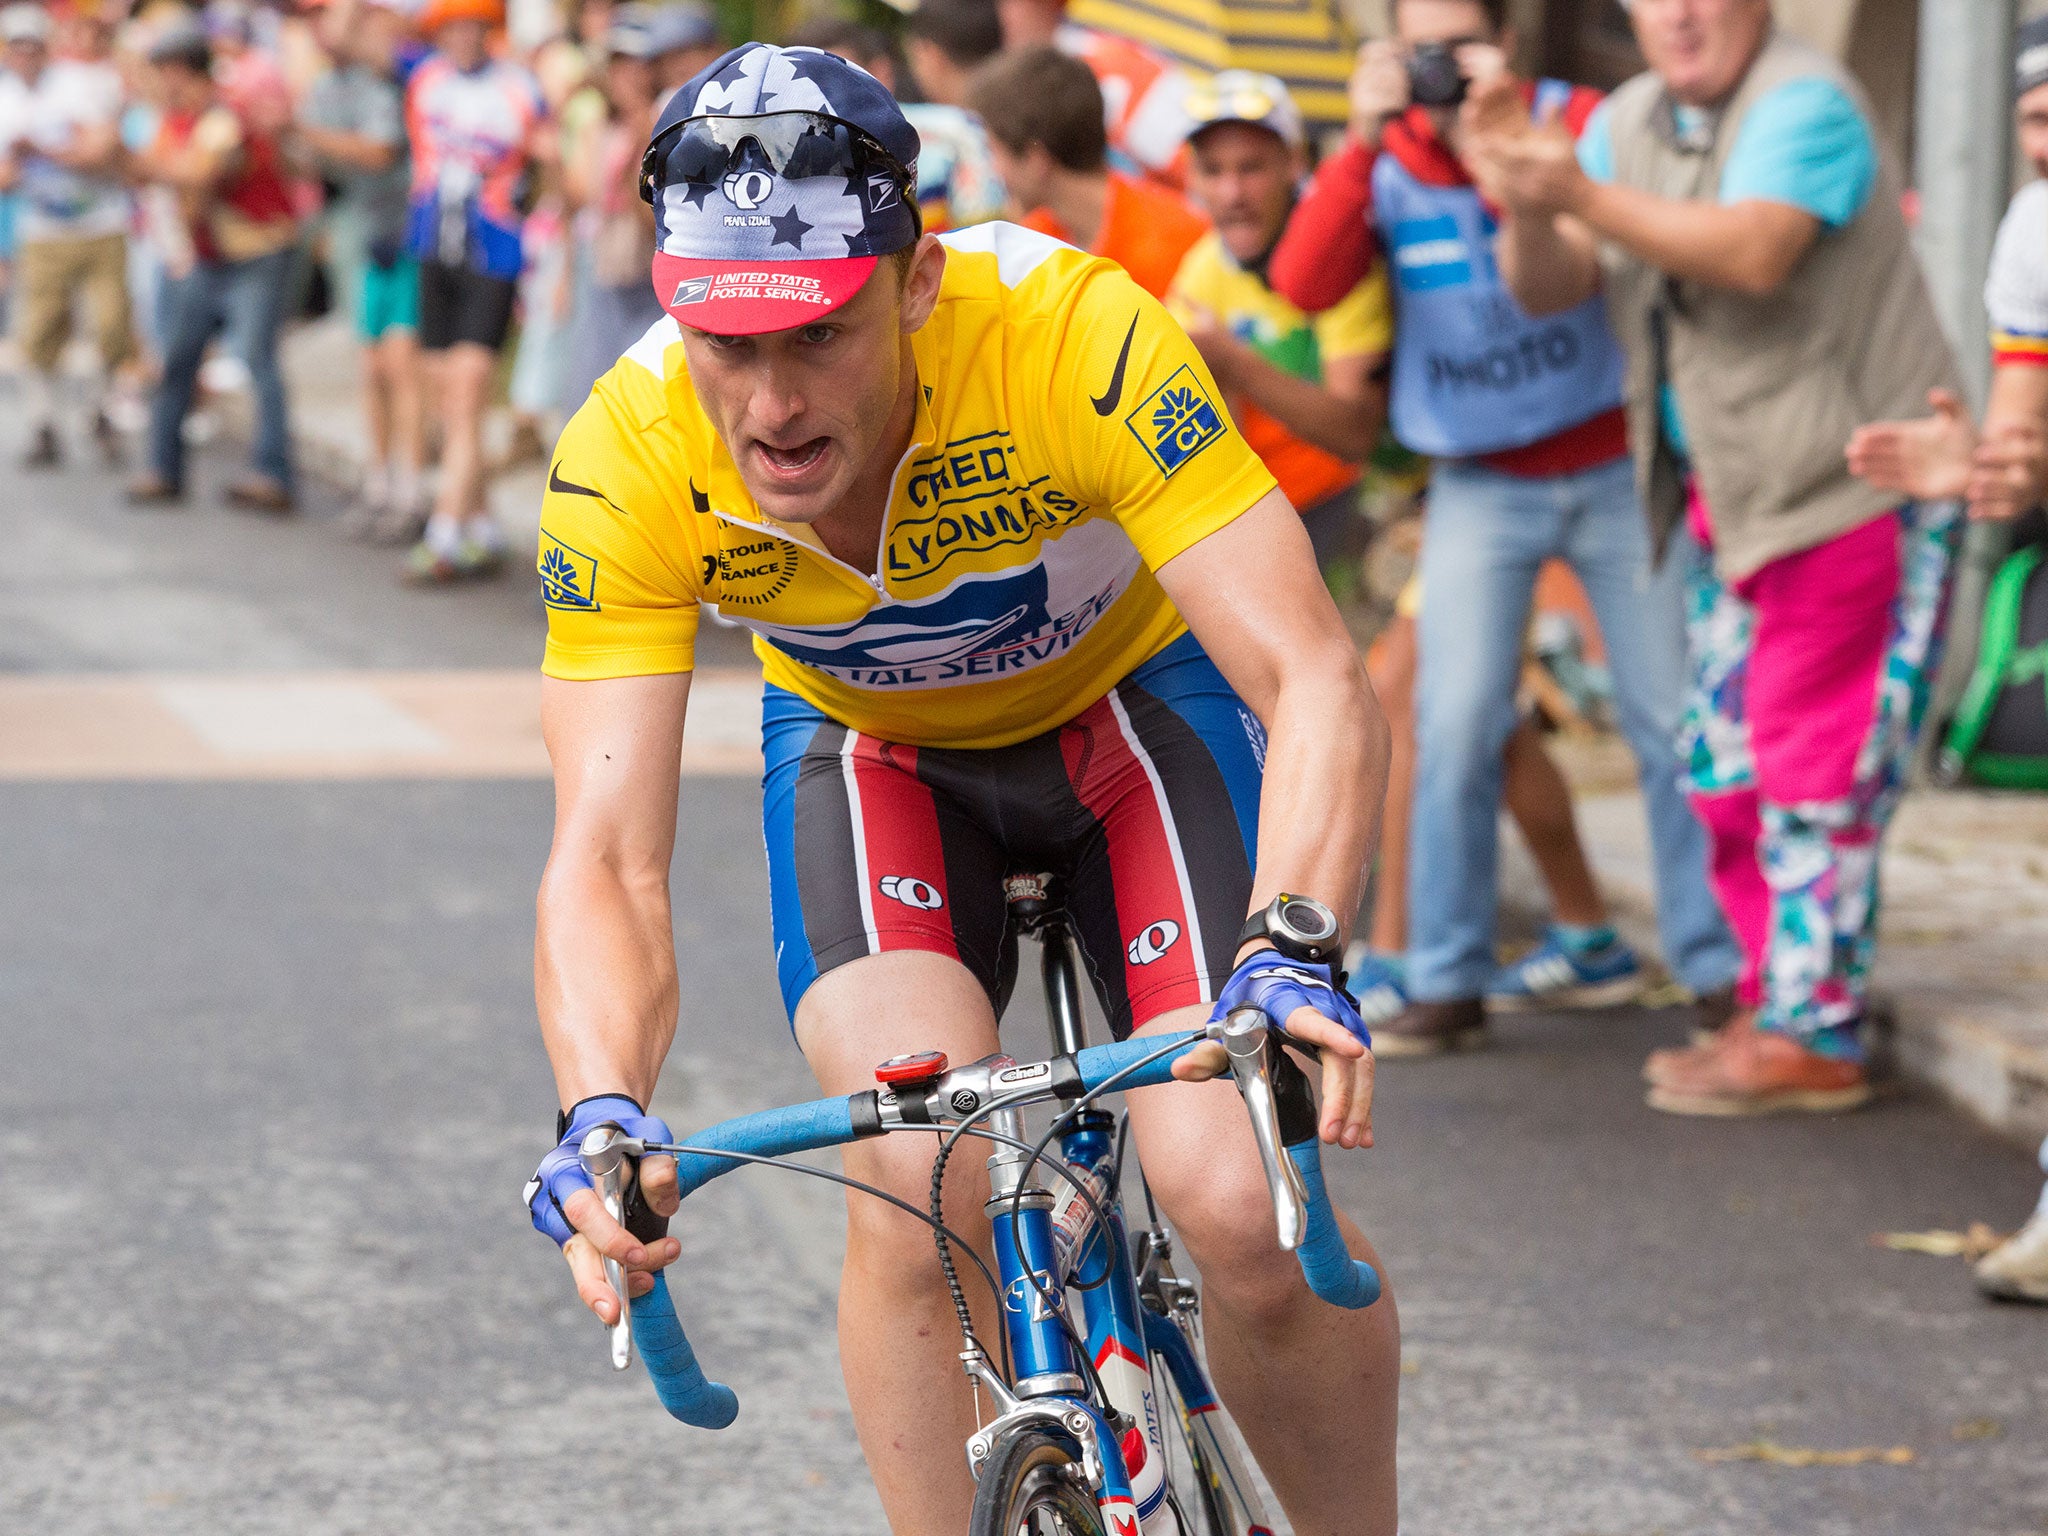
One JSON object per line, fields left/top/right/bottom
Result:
{"left": 794, "top": 950, "right": 1006, "bottom": 1536}
{"left": 1127, "top": 1004, "right": 1401, "bottom": 1536}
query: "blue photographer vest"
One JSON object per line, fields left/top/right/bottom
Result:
{"left": 1373, "top": 81, "right": 1626, "bottom": 459}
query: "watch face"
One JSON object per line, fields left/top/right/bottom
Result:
{"left": 1277, "top": 896, "right": 1338, "bottom": 945}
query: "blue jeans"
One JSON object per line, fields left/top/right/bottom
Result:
{"left": 1407, "top": 456, "right": 1741, "bottom": 999}
{"left": 149, "top": 248, "right": 295, "bottom": 490}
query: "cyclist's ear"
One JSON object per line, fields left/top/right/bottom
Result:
{"left": 898, "top": 234, "right": 948, "bottom": 335}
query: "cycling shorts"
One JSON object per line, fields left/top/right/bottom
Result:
{"left": 761, "top": 632, "right": 1264, "bottom": 1037}
{"left": 417, "top": 259, "right": 516, "bottom": 352}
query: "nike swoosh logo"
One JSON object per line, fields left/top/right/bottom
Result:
{"left": 1091, "top": 314, "right": 1139, "bottom": 416}
{"left": 548, "top": 463, "right": 626, "bottom": 515}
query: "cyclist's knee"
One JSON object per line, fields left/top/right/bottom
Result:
{"left": 1149, "top": 1157, "right": 1305, "bottom": 1326}
{"left": 841, "top": 1132, "right": 988, "bottom": 1270}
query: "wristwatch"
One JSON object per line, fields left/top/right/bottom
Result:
{"left": 1236, "top": 893, "right": 1343, "bottom": 966}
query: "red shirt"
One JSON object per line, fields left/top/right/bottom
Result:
{"left": 1268, "top": 87, "right": 1625, "bottom": 477}
{"left": 157, "top": 102, "right": 295, "bottom": 262}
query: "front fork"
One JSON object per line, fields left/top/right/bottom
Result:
{"left": 966, "top": 1105, "right": 1147, "bottom": 1529}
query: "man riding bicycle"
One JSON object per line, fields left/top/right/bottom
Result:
{"left": 524, "top": 45, "right": 1399, "bottom": 1534}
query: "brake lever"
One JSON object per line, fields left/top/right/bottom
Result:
{"left": 578, "top": 1126, "right": 645, "bottom": 1370}
{"left": 1220, "top": 1005, "right": 1311, "bottom": 1251}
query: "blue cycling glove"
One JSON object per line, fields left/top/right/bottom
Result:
{"left": 1210, "top": 952, "right": 1372, "bottom": 1051}
{"left": 525, "top": 1093, "right": 675, "bottom": 1248}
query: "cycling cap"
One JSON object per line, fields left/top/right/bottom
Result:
{"left": 1182, "top": 70, "right": 1304, "bottom": 152}
{"left": 2019, "top": 16, "right": 2048, "bottom": 98}
{"left": 642, "top": 43, "right": 921, "bottom": 335}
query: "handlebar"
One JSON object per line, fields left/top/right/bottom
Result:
{"left": 617, "top": 1022, "right": 1378, "bottom": 1429}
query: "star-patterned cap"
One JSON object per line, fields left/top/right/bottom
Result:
{"left": 645, "top": 43, "right": 922, "bottom": 335}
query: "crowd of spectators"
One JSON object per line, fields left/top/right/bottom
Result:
{"left": 3, "top": 0, "right": 2046, "bottom": 1294}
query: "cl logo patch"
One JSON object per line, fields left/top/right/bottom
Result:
{"left": 867, "top": 172, "right": 899, "bottom": 210}
{"left": 538, "top": 533, "right": 600, "bottom": 611}
{"left": 670, "top": 277, "right": 711, "bottom": 306}
{"left": 879, "top": 875, "right": 944, "bottom": 910}
{"left": 722, "top": 169, "right": 775, "bottom": 209}
{"left": 1127, "top": 919, "right": 1181, "bottom": 966}
{"left": 1125, "top": 364, "right": 1226, "bottom": 477}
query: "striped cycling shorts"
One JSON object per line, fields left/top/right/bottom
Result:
{"left": 760, "top": 632, "right": 1265, "bottom": 1036}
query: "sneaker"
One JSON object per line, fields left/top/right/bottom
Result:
{"left": 1342, "top": 942, "right": 1409, "bottom": 1030}
{"left": 402, "top": 536, "right": 506, "bottom": 586}
{"left": 1975, "top": 1210, "right": 2048, "bottom": 1304}
{"left": 1644, "top": 1020, "right": 1871, "bottom": 1116}
{"left": 1375, "top": 996, "right": 1486, "bottom": 1058}
{"left": 1486, "top": 926, "right": 1644, "bottom": 1012}
{"left": 21, "top": 423, "right": 60, "bottom": 470}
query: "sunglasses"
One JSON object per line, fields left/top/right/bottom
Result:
{"left": 1187, "top": 84, "right": 1284, "bottom": 126}
{"left": 640, "top": 110, "right": 911, "bottom": 208}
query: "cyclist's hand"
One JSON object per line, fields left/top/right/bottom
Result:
{"left": 1180, "top": 953, "right": 1377, "bottom": 1150}
{"left": 525, "top": 1094, "right": 682, "bottom": 1326}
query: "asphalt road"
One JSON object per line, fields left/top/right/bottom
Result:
{"left": 2, "top": 427, "right": 2044, "bottom": 1536}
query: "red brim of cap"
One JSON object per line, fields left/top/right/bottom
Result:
{"left": 652, "top": 253, "right": 879, "bottom": 336}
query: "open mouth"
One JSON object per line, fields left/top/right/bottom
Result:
{"left": 751, "top": 437, "right": 832, "bottom": 483}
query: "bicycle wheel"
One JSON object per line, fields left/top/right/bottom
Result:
{"left": 968, "top": 1425, "right": 1109, "bottom": 1536}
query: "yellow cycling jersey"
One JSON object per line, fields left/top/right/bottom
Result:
{"left": 537, "top": 222, "right": 1278, "bottom": 749}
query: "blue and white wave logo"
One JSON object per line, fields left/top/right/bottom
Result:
{"left": 764, "top": 563, "right": 1055, "bottom": 672}
{"left": 736, "top": 519, "right": 1143, "bottom": 689}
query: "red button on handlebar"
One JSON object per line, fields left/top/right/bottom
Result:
{"left": 875, "top": 1050, "right": 949, "bottom": 1085}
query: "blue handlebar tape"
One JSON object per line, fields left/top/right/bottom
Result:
{"left": 1285, "top": 1141, "right": 1382, "bottom": 1309}
{"left": 1074, "top": 1030, "right": 1199, "bottom": 1094}
{"left": 634, "top": 1095, "right": 859, "bottom": 1427}
{"left": 668, "top": 1095, "right": 860, "bottom": 1198}
{"left": 632, "top": 1271, "right": 740, "bottom": 1428}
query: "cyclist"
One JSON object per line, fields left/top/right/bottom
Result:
{"left": 524, "top": 45, "right": 1398, "bottom": 1535}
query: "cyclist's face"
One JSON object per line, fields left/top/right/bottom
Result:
{"left": 1186, "top": 123, "right": 1300, "bottom": 266}
{"left": 2021, "top": 82, "right": 2048, "bottom": 179}
{"left": 681, "top": 238, "right": 946, "bottom": 526}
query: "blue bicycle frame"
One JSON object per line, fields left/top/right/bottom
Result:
{"left": 611, "top": 1014, "right": 1378, "bottom": 1533}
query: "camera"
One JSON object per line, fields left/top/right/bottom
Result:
{"left": 1406, "top": 42, "right": 1467, "bottom": 107}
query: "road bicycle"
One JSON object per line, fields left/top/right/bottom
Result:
{"left": 575, "top": 875, "right": 1381, "bottom": 1535}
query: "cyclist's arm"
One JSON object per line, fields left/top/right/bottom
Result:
{"left": 1156, "top": 487, "right": 1391, "bottom": 1147}
{"left": 536, "top": 670, "right": 692, "bottom": 1319}
{"left": 1155, "top": 486, "right": 1390, "bottom": 942}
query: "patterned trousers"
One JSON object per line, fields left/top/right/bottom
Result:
{"left": 1679, "top": 497, "right": 1959, "bottom": 1055}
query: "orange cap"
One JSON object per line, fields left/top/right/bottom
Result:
{"left": 417, "top": 0, "right": 504, "bottom": 31}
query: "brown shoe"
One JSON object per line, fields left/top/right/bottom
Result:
{"left": 124, "top": 472, "right": 184, "bottom": 507}
{"left": 224, "top": 474, "right": 295, "bottom": 514}
{"left": 1645, "top": 1023, "right": 1871, "bottom": 1116}
{"left": 1648, "top": 1008, "right": 1752, "bottom": 1085}
{"left": 1375, "top": 996, "right": 1486, "bottom": 1058}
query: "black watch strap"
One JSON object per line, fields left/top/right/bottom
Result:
{"left": 557, "top": 1092, "right": 645, "bottom": 1142}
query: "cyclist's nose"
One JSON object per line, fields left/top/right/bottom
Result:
{"left": 746, "top": 369, "right": 808, "bottom": 437}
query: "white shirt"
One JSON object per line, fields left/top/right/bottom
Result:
{"left": 0, "top": 60, "right": 129, "bottom": 243}
{"left": 1986, "top": 178, "right": 2048, "bottom": 346}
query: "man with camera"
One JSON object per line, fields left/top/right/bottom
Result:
{"left": 1267, "top": 0, "right": 1739, "bottom": 1055}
